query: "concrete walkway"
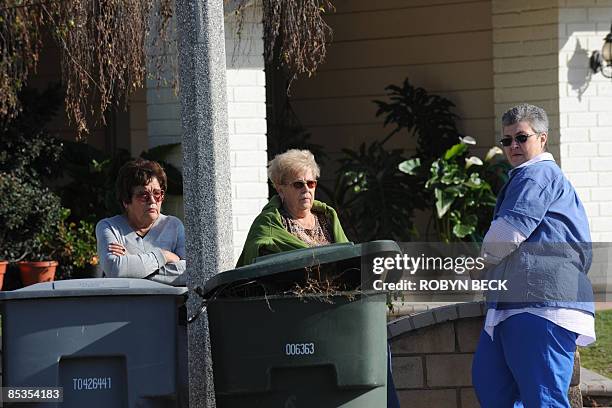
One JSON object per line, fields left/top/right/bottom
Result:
{"left": 581, "top": 367, "right": 612, "bottom": 395}
{"left": 581, "top": 367, "right": 612, "bottom": 407}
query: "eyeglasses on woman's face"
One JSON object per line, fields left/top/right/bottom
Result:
{"left": 133, "top": 189, "right": 165, "bottom": 203}
{"left": 286, "top": 179, "right": 317, "bottom": 189}
{"left": 499, "top": 133, "right": 538, "bottom": 147}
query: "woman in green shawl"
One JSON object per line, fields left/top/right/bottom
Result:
{"left": 236, "top": 149, "right": 401, "bottom": 408}
{"left": 237, "top": 149, "right": 348, "bottom": 267}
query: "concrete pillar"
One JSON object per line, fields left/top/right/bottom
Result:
{"left": 175, "top": 0, "right": 234, "bottom": 406}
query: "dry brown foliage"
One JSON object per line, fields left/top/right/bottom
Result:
{"left": 289, "top": 264, "right": 360, "bottom": 303}
{"left": 1, "top": 0, "right": 333, "bottom": 138}
{"left": 262, "top": 0, "right": 334, "bottom": 85}
{"left": 1, "top": 0, "right": 173, "bottom": 138}
{"left": 0, "top": 1, "right": 45, "bottom": 122}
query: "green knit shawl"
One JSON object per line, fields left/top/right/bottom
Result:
{"left": 236, "top": 195, "right": 348, "bottom": 267}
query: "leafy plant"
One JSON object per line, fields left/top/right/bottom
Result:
{"left": 323, "top": 141, "right": 423, "bottom": 242}
{"left": 55, "top": 209, "right": 98, "bottom": 278}
{"left": 400, "top": 139, "right": 505, "bottom": 242}
{"left": 328, "top": 78, "right": 464, "bottom": 242}
{"left": 374, "top": 79, "right": 460, "bottom": 158}
{"left": 0, "top": 173, "right": 33, "bottom": 260}
{"left": 327, "top": 79, "right": 513, "bottom": 243}
{"left": 0, "top": 172, "right": 64, "bottom": 261}
{"left": 30, "top": 218, "right": 64, "bottom": 262}
{"left": 64, "top": 220, "right": 98, "bottom": 269}
{"left": 0, "top": 85, "right": 67, "bottom": 262}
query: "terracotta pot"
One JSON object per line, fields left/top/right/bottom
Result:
{"left": 18, "top": 261, "right": 58, "bottom": 287}
{"left": 0, "top": 260, "right": 7, "bottom": 290}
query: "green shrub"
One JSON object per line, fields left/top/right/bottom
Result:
{"left": 0, "top": 172, "right": 63, "bottom": 261}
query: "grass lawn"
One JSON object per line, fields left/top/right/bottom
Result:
{"left": 579, "top": 309, "right": 612, "bottom": 379}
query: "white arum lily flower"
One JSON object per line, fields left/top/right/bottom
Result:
{"left": 465, "top": 156, "right": 483, "bottom": 169}
{"left": 459, "top": 136, "right": 476, "bottom": 145}
{"left": 485, "top": 146, "right": 503, "bottom": 161}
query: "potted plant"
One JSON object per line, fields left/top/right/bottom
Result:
{"left": 17, "top": 199, "right": 65, "bottom": 286}
{"left": 18, "top": 231, "right": 60, "bottom": 286}
{"left": 0, "top": 172, "right": 41, "bottom": 289}
{"left": 0, "top": 173, "right": 64, "bottom": 287}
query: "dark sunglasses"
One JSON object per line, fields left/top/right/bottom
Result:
{"left": 499, "top": 133, "right": 538, "bottom": 147}
{"left": 133, "top": 189, "right": 165, "bottom": 202}
{"left": 286, "top": 180, "right": 317, "bottom": 189}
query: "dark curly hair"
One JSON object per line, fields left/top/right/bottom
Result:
{"left": 116, "top": 159, "right": 167, "bottom": 210}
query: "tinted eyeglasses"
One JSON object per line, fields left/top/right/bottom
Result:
{"left": 133, "top": 189, "right": 165, "bottom": 202}
{"left": 286, "top": 180, "right": 317, "bottom": 189}
{"left": 499, "top": 133, "right": 538, "bottom": 147}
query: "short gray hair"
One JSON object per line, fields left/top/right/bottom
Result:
{"left": 267, "top": 149, "right": 321, "bottom": 187}
{"left": 501, "top": 103, "right": 549, "bottom": 134}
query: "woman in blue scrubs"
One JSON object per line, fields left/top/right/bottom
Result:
{"left": 472, "top": 103, "right": 595, "bottom": 408}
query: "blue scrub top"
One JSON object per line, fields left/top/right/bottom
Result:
{"left": 488, "top": 160, "right": 594, "bottom": 314}
{"left": 494, "top": 160, "right": 591, "bottom": 244}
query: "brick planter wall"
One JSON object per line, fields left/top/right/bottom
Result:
{"left": 387, "top": 302, "right": 582, "bottom": 408}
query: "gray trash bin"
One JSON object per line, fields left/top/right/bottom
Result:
{"left": 0, "top": 278, "right": 187, "bottom": 408}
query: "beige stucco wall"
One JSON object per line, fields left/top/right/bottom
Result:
{"left": 492, "top": 0, "right": 561, "bottom": 161}
{"left": 289, "top": 0, "right": 496, "bottom": 161}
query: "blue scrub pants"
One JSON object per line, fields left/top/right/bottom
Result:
{"left": 472, "top": 313, "right": 577, "bottom": 408}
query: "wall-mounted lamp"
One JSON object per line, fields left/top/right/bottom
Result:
{"left": 590, "top": 23, "right": 612, "bottom": 78}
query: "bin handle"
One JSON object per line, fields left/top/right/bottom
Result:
{"left": 186, "top": 286, "right": 208, "bottom": 324}
{"left": 186, "top": 300, "right": 208, "bottom": 323}
{"left": 186, "top": 280, "right": 259, "bottom": 323}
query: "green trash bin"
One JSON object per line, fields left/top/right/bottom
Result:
{"left": 201, "top": 240, "right": 401, "bottom": 408}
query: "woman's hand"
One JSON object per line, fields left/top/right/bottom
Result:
{"left": 108, "top": 243, "right": 127, "bottom": 256}
{"left": 162, "top": 249, "right": 181, "bottom": 263}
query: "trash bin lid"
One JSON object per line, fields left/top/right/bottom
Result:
{"left": 0, "top": 278, "right": 187, "bottom": 300}
{"left": 201, "top": 240, "right": 401, "bottom": 298}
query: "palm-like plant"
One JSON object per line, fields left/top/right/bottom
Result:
{"left": 374, "top": 79, "right": 459, "bottom": 158}
{"left": 324, "top": 141, "right": 423, "bottom": 242}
